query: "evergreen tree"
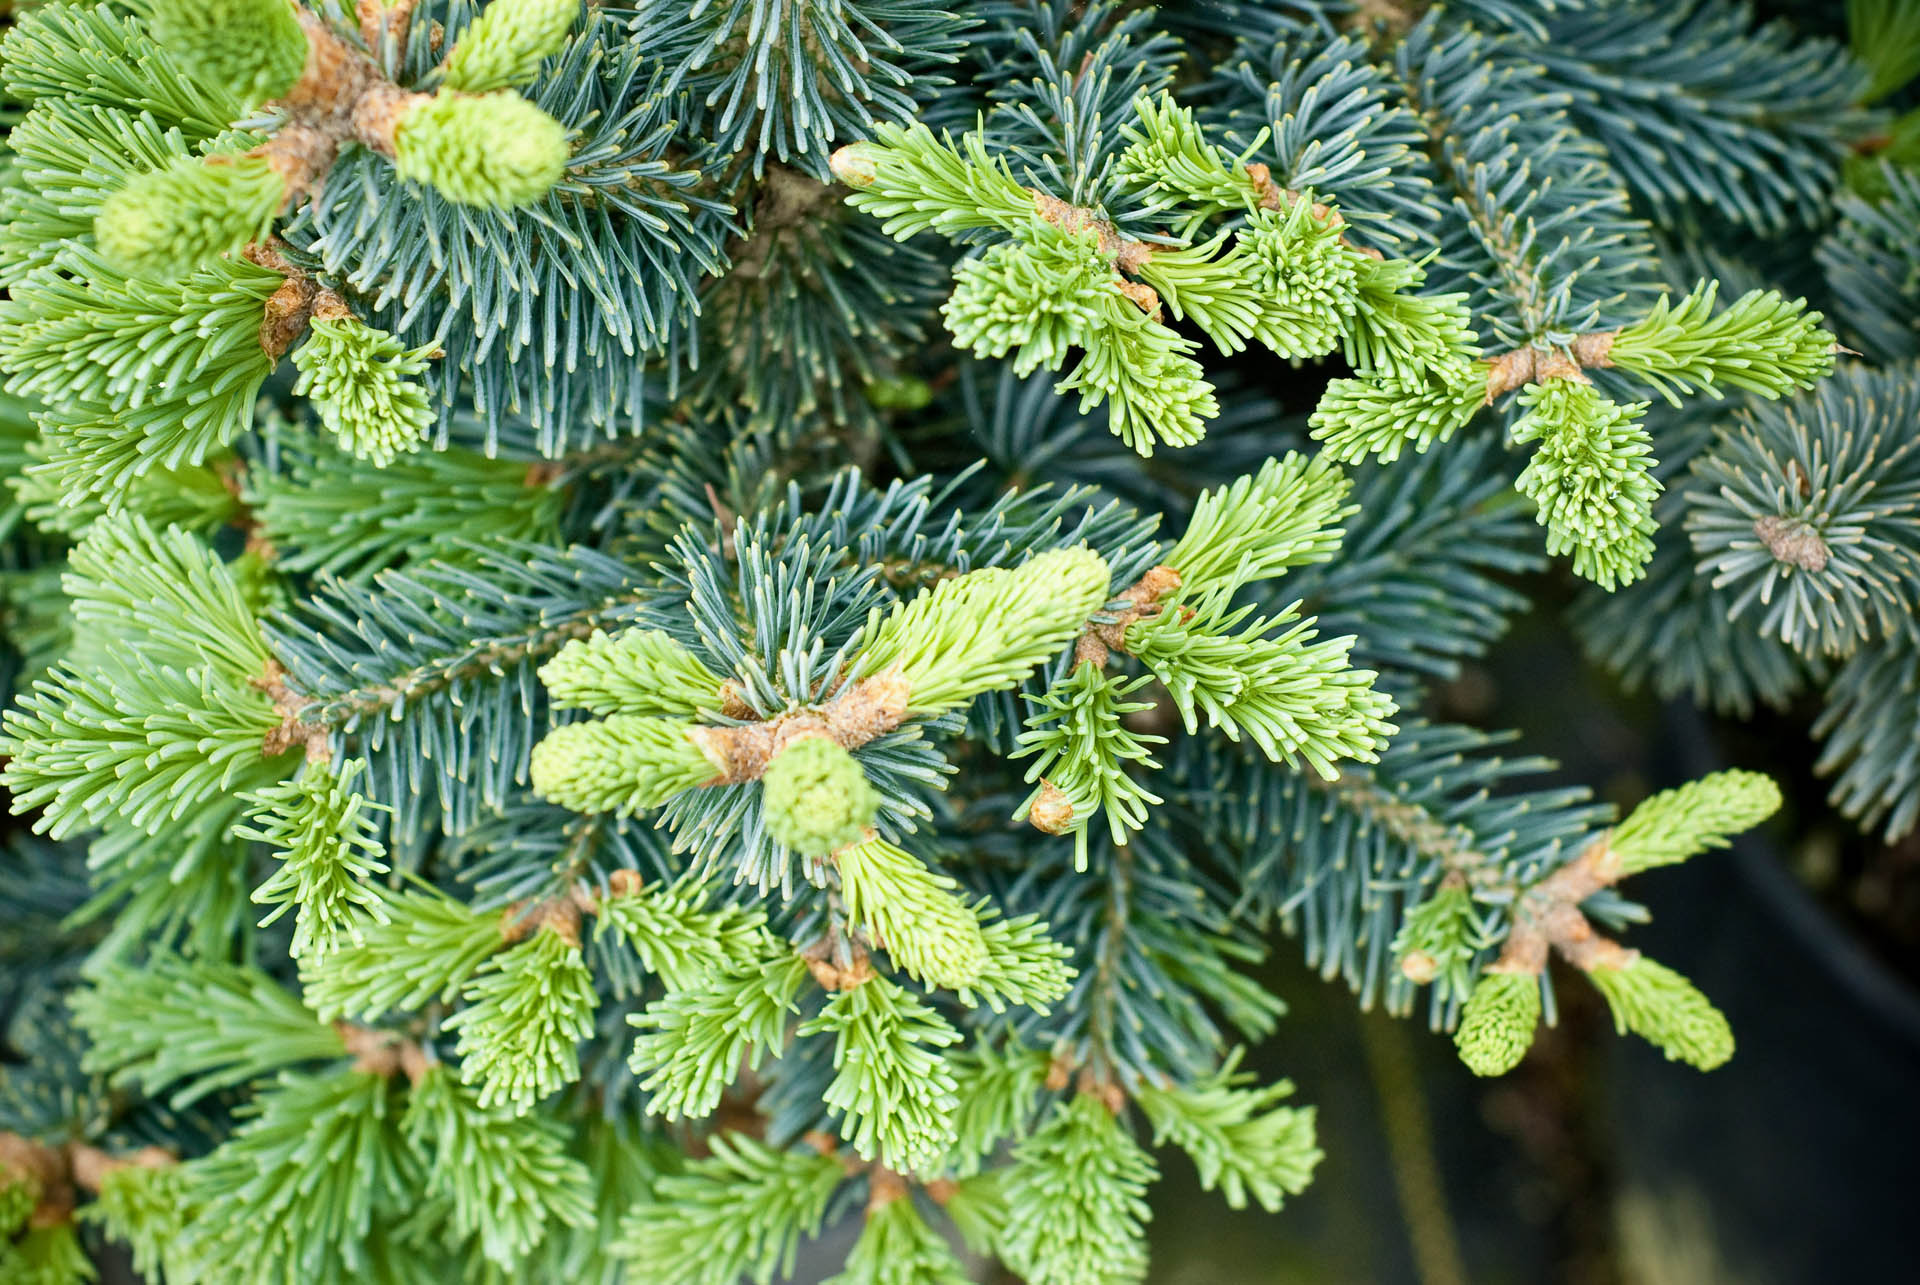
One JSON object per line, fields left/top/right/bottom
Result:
{"left": 0, "top": 1, "right": 1909, "bottom": 1281}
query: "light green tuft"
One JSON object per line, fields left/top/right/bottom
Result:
{"left": 1610, "top": 770, "right": 1782, "bottom": 875}
{"left": 856, "top": 545, "right": 1112, "bottom": 717}
{"left": 539, "top": 627, "right": 726, "bottom": 717}
{"left": 94, "top": 154, "right": 284, "bottom": 277}
{"left": 290, "top": 316, "right": 438, "bottom": 467}
{"left": 835, "top": 835, "right": 991, "bottom": 990}
{"left": 1454, "top": 971, "right": 1541, "bottom": 1077}
{"left": 147, "top": 0, "right": 309, "bottom": 104}
{"left": 443, "top": 0, "right": 580, "bottom": 93}
{"left": 760, "top": 735, "right": 879, "bottom": 856}
{"left": 1510, "top": 376, "right": 1658, "bottom": 591}
{"left": 529, "top": 714, "right": 718, "bottom": 816}
{"left": 1586, "top": 956, "right": 1735, "bottom": 1071}
{"left": 393, "top": 91, "right": 569, "bottom": 209}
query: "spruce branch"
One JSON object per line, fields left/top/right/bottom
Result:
{"left": 628, "top": 955, "right": 812, "bottom": 1122}
{"left": 1585, "top": 956, "right": 1734, "bottom": 1071}
{"left": 613, "top": 1133, "right": 846, "bottom": 1285}
{"left": 440, "top": 0, "right": 581, "bottom": 94}
{"left": 801, "top": 974, "right": 963, "bottom": 1174}
{"left": 1013, "top": 663, "right": 1165, "bottom": 867}
{"left": 1124, "top": 590, "right": 1397, "bottom": 778}
{"left": 401, "top": 1063, "right": 595, "bottom": 1269}
{"left": 826, "top": 1187, "right": 971, "bottom": 1285}
{"left": 835, "top": 835, "right": 990, "bottom": 990}
{"left": 593, "top": 871, "right": 774, "bottom": 991}
{"left": 1453, "top": 972, "right": 1541, "bottom": 1078}
{"left": 951, "top": 911, "right": 1075, "bottom": 1016}
{"left": 539, "top": 627, "right": 731, "bottom": 718}
{"left": 289, "top": 305, "right": 439, "bottom": 467}
{"left": 300, "top": 884, "right": 506, "bottom": 1022}
{"left": 1509, "top": 377, "right": 1659, "bottom": 590}
{"left": 442, "top": 919, "right": 598, "bottom": 1114}
{"left": 144, "top": 0, "right": 309, "bottom": 106}
{"left": 998, "top": 1093, "right": 1157, "bottom": 1285}
{"left": 1133, "top": 1052, "right": 1321, "bottom": 1213}
{"left": 237, "top": 758, "right": 392, "bottom": 961}
{"left": 71, "top": 954, "right": 346, "bottom": 1108}
{"left": 856, "top": 546, "right": 1113, "bottom": 716}
{"left": 172, "top": 1068, "right": 415, "bottom": 1280}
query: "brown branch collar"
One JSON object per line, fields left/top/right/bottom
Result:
{"left": 1481, "top": 331, "right": 1619, "bottom": 403}
{"left": 1487, "top": 833, "right": 1636, "bottom": 977}
{"left": 1, "top": 1133, "right": 174, "bottom": 1229}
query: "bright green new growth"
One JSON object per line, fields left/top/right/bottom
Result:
{"left": 761, "top": 736, "right": 880, "bottom": 856}
{"left": 799, "top": 976, "right": 962, "bottom": 1174}
{"left": 72, "top": 954, "right": 346, "bottom": 1107}
{"left": 614, "top": 1133, "right": 845, "bottom": 1285}
{"left": 1164, "top": 451, "right": 1351, "bottom": 596}
{"left": 999, "top": 1093, "right": 1157, "bottom": 1285}
{"left": 1124, "top": 591, "right": 1398, "bottom": 778}
{"left": 443, "top": 922, "right": 597, "bottom": 1114}
{"left": 1510, "top": 378, "right": 1658, "bottom": 590}
{"left": 1390, "top": 879, "right": 1479, "bottom": 1001}
{"left": 4, "top": 1223, "right": 92, "bottom": 1285}
{"left": 1585, "top": 956, "right": 1735, "bottom": 1070}
{"left": 392, "top": 91, "right": 569, "bottom": 209}
{"left": 538, "top": 627, "right": 727, "bottom": 717}
{"left": 835, "top": 835, "right": 990, "bottom": 989}
{"left": 1609, "top": 770, "right": 1783, "bottom": 875}
{"left": 0, "top": 250, "right": 282, "bottom": 501}
{"left": 952, "top": 912, "right": 1076, "bottom": 1015}
{"left": 299, "top": 885, "right": 505, "bottom": 1022}
{"left": 1014, "top": 664, "right": 1165, "bottom": 867}
{"left": 595, "top": 876, "right": 773, "bottom": 990}
{"left": 1, "top": 1173, "right": 36, "bottom": 1235}
{"left": 237, "top": 760, "right": 391, "bottom": 961}
{"left": 289, "top": 316, "right": 438, "bottom": 467}
{"left": 1605, "top": 281, "right": 1836, "bottom": 406}
{"left": 1455, "top": 971, "right": 1542, "bottom": 1077}
{"left": 443, "top": 0, "right": 582, "bottom": 93}
{"left": 1134, "top": 1052, "right": 1322, "bottom": 1213}
{"left": 838, "top": 95, "right": 1477, "bottom": 457}
{"left": 945, "top": 226, "right": 1115, "bottom": 378}
{"left": 856, "top": 546, "right": 1111, "bottom": 716}
{"left": 94, "top": 154, "right": 285, "bottom": 277}
{"left": 628, "top": 955, "right": 810, "bottom": 1122}
{"left": 146, "top": 0, "right": 308, "bottom": 105}
{"left": 173, "top": 1069, "right": 411, "bottom": 1280}
{"left": 528, "top": 714, "right": 718, "bottom": 815}
{"left": 828, "top": 1194, "right": 972, "bottom": 1285}
{"left": 84, "top": 1164, "right": 189, "bottom": 1282}
{"left": 1308, "top": 363, "right": 1487, "bottom": 465}
{"left": 401, "top": 1064, "right": 596, "bottom": 1270}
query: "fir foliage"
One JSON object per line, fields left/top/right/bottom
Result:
{"left": 289, "top": 316, "right": 439, "bottom": 467}
{"left": 614, "top": 1133, "right": 845, "bottom": 1285}
{"left": 1586, "top": 956, "right": 1736, "bottom": 1071}
{"left": 442, "top": 922, "right": 598, "bottom": 1113}
{"left": 1609, "top": 770, "right": 1783, "bottom": 874}
{"left": 1455, "top": 972, "right": 1542, "bottom": 1078}
{"left": 441, "top": 0, "right": 581, "bottom": 94}
{"left": 391, "top": 91, "right": 571, "bottom": 210}
{"left": 800, "top": 975, "right": 963, "bottom": 1173}
{"left": 93, "top": 154, "right": 285, "bottom": 277}
{"left": 997, "top": 1093, "right": 1157, "bottom": 1285}
{"left": 237, "top": 759, "right": 392, "bottom": 961}
{"left": 145, "top": 0, "right": 309, "bottom": 105}
{"left": 0, "top": 0, "right": 1874, "bottom": 1278}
